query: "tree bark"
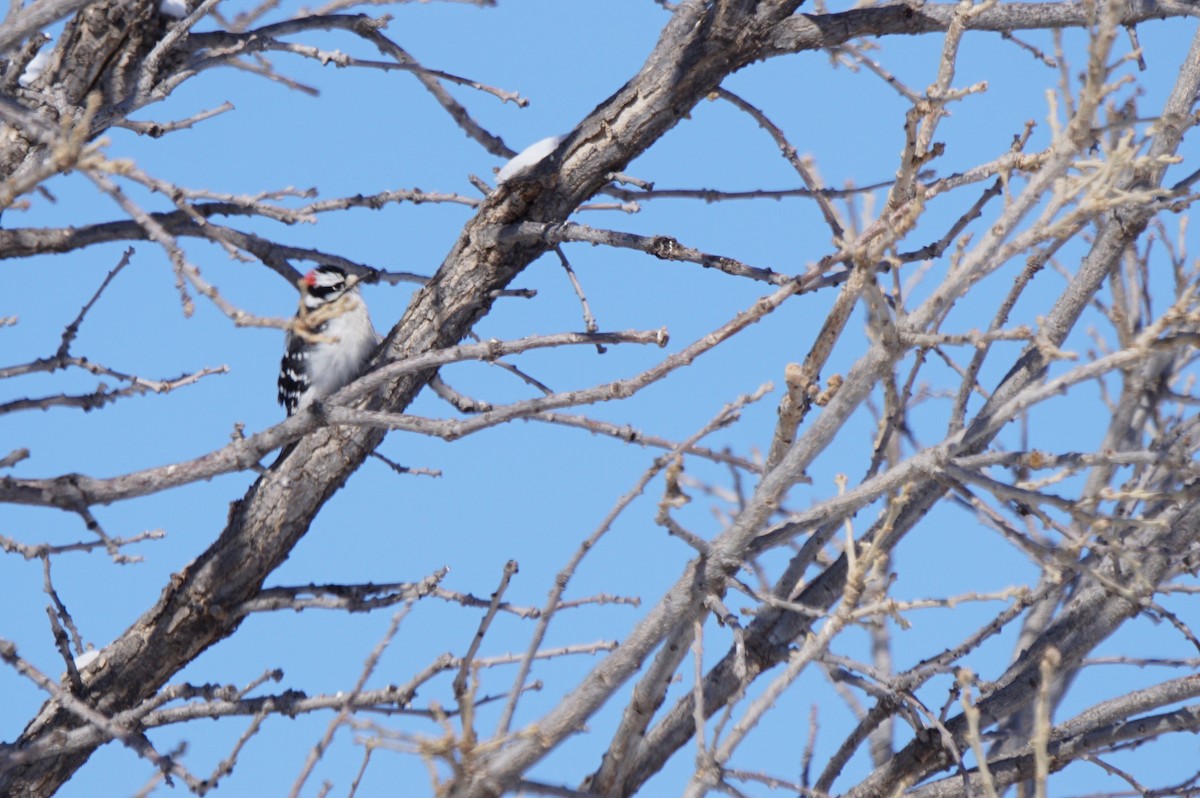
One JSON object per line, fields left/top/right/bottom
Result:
{"left": 0, "top": 1, "right": 807, "bottom": 794}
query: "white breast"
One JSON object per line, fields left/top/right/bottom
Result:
{"left": 297, "top": 294, "right": 376, "bottom": 410}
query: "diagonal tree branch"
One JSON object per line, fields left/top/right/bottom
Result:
{"left": 2, "top": 0, "right": 811, "bottom": 794}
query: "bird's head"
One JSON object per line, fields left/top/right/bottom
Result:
{"left": 301, "top": 266, "right": 356, "bottom": 308}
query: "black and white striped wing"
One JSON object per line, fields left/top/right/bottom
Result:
{"left": 278, "top": 332, "right": 311, "bottom": 416}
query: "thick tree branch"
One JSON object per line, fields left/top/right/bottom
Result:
{"left": 764, "top": 0, "right": 1199, "bottom": 57}
{"left": 2, "top": 1, "right": 815, "bottom": 791}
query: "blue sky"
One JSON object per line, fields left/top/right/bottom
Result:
{"left": 4, "top": 1, "right": 1200, "bottom": 795}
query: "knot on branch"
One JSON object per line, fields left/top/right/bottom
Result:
{"left": 50, "top": 473, "right": 91, "bottom": 512}
{"left": 649, "top": 235, "right": 684, "bottom": 261}
{"left": 353, "top": 14, "right": 391, "bottom": 34}
{"left": 482, "top": 338, "right": 504, "bottom": 360}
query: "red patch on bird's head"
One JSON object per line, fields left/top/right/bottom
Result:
{"left": 303, "top": 270, "right": 317, "bottom": 287}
